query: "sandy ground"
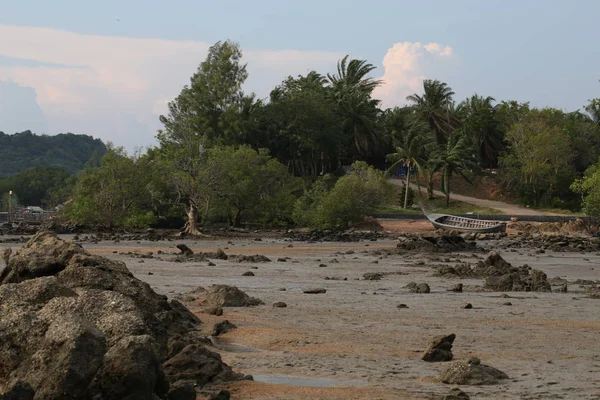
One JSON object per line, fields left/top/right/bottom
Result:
{"left": 1, "top": 224, "right": 600, "bottom": 400}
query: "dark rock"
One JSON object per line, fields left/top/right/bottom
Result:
{"left": 440, "top": 359, "right": 509, "bottom": 385}
{"left": 206, "top": 307, "right": 223, "bottom": 316}
{"left": 363, "top": 272, "right": 383, "bottom": 281}
{"left": 277, "top": 258, "right": 287, "bottom": 262}
{"left": 215, "top": 249, "right": 228, "bottom": 260}
{"left": 166, "top": 381, "right": 197, "bottom": 400}
{"left": 303, "top": 288, "right": 327, "bottom": 294}
{"left": 229, "top": 254, "right": 270, "bottom": 263}
{"left": 242, "top": 271, "right": 255, "bottom": 276}
{"left": 422, "top": 333, "right": 455, "bottom": 362}
{"left": 273, "top": 302, "right": 287, "bottom": 308}
{"left": 443, "top": 387, "right": 471, "bottom": 400}
{"left": 397, "top": 304, "right": 409, "bottom": 309}
{"left": 211, "top": 320, "right": 237, "bottom": 336}
{"left": 209, "top": 389, "right": 231, "bottom": 400}
{"left": 463, "top": 303, "right": 473, "bottom": 309}
{"left": 448, "top": 283, "right": 463, "bottom": 292}
{"left": 163, "top": 344, "right": 236, "bottom": 387}
{"left": 208, "top": 262, "right": 216, "bottom": 266}
{"left": 411, "top": 283, "right": 430, "bottom": 293}
{"left": 503, "top": 302, "right": 512, "bottom": 306}
{"left": 176, "top": 244, "right": 194, "bottom": 256}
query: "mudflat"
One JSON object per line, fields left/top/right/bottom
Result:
{"left": 2, "top": 228, "right": 599, "bottom": 400}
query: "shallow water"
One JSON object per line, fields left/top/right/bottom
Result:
{"left": 251, "top": 374, "right": 342, "bottom": 388}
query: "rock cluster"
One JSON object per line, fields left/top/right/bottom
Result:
{"left": 0, "top": 231, "right": 242, "bottom": 399}
{"left": 179, "top": 284, "right": 265, "bottom": 308}
{"left": 434, "top": 252, "right": 551, "bottom": 292}
{"left": 397, "top": 234, "right": 479, "bottom": 252}
{"left": 501, "top": 232, "right": 600, "bottom": 252}
{"left": 284, "top": 229, "right": 389, "bottom": 242}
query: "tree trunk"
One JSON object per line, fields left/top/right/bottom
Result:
{"left": 403, "top": 163, "right": 411, "bottom": 209}
{"left": 184, "top": 201, "right": 201, "bottom": 236}
{"left": 233, "top": 209, "right": 242, "bottom": 227}
{"left": 427, "top": 172, "right": 434, "bottom": 200}
{"left": 445, "top": 173, "right": 451, "bottom": 206}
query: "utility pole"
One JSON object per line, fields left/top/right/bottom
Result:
{"left": 7, "top": 191, "right": 13, "bottom": 223}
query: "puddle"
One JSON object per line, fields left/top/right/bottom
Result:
{"left": 210, "top": 337, "right": 259, "bottom": 353}
{"left": 252, "top": 374, "right": 340, "bottom": 388}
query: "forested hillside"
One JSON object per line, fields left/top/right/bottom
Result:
{"left": 0, "top": 130, "right": 106, "bottom": 177}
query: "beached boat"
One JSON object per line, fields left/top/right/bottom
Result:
{"left": 425, "top": 213, "right": 507, "bottom": 233}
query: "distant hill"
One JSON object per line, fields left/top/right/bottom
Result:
{"left": 0, "top": 131, "right": 106, "bottom": 177}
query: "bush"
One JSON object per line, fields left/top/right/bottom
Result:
{"left": 398, "top": 185, "right": 415, "bottom": 208}
{"left": 294, "top": 162, "right": 392, "bottom": 230}
{"left": 123, "top": 211, "right": 158, "bottom": 229}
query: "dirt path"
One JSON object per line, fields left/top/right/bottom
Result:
{"left": 390, "top": 179, "right": 551, "bottom": 216}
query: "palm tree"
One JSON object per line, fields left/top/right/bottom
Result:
{"left": 386, "top": 119, "right": 433, "bottom": 208}
{"left": 407, "top": 80, "right": 459, "bottom": 144}
{"left": 339, "top": 91, "right": 381, "bottom": 159}
{"left": 457, "top": 94, "right": 503, "bottom": 168}
{"left": 585, "top": 98, "right": 600, "bottom": 125}
{"left": 432, "top": 131, "right": 478, "bottom": 206}
{"left": 327, "top": 55, "right": 382, "bottom": 96}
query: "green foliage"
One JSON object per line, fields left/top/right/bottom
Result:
{"left": 68, "top": 148, "right": 152, "bottom": 227}
{"left": 0, "top": 167, "right": 72, "bottom": 207}
{"left": 123, "top": 210, "right": 158, "bottom": 230}
{"left": 398, "top": 185, "right": 415, "bottom": 208}
{"left": 571, "top": 167, "right": 600, "bottom": 220}
{"left": 0, "top": 131, "right": 106, "bottom": 177}
{"left": 294, "top": 162, "right": 392, "bottom": 229}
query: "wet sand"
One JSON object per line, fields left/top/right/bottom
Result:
{"left": 1, "top": 230, "right": 599, "bottom": 399}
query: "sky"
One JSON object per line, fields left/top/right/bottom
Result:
{"left": 0, "top": 0, "right": 599, "bottom": 150}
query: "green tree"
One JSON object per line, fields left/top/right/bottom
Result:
{"left": 571, "top": 158, "right": 600, "bottom": 220}
{"left": 500, "top": 114, "right": 574, "bottom": 207}
{"left": 157, "top": 40, "right": 251, "bottom": 234}
{"left": 457, "top": 94, "right": 504, "bottom": 168}
{"left": 68, "top": 148, "right": 153, "bottom": 228}
{"left": 432, "top": 131, "right": 478, "bottom": 206}
{"left": 206, "top": 146, "right": 299, "bottom": 226}
{"left": 294, "top": 162, "right": 392, "bottom": 229}
{"left": 0, "top": 167, "right": 71, "bottom": 207}
{"left": 386, "top": 118, "right": 432, "bottom": 208}
{"left": 407, "top": 80, "right": 459, "bottom": 144}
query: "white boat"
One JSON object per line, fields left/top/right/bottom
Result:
{"left": 425, "top": 213, "right": 507, "bottom": 233}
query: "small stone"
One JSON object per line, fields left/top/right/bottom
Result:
{"left": 242, "top": 271, "right": 255, "bottom": 276}
{"left": 463, "top": 303, "right": 473, "bottom": 309}
{"left": 503, "top": 302, "right": 512, "bottom": 306}
{"left": 422, "top": 333, "right": 455, "bottom": 362}
{"left": 330, "top": 259, "right": 339, "bottom": 263}
{"left": 411, "top": 283, "right": 430, "bottom": 293}
{"left": 443, "top": 387, "right": 471, "bottom": 400}
{"left": 448, "top": 283, "right": 463, "bottom": 292}
{"left": 397, "top": 304, "right": 409, "bottom": 309}
{"left": 273, "top": 302, "right": 287, "bottom": 308}
{"left": 363, "top": 272, "right": 383, "bottom": 281}
{"left": 148, "top": 272, "right": 154, "bottom": 275}
{"left": 211, "top": 320, "right": 237, "bottom": 336}
{"left": 208, "top": 262, "right": 216, "bottom": 266}
{"left": 277, "top": 258, "right": 287, "bottom": 262}
{"left": 318, "top": 263, "right": 327, "bottom": 268}
{"left": 278, "top": 288, "right": 287, "bottom": 291}
{"left": 303, "top": 288, "right": 326, "bottom": 294}
{"left": 206, "top": 307, "right": 223, "bottom": 316}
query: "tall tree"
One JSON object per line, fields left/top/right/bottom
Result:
{"left": 407, "top": 80, "right": 459, "bottom": 144}
{"left": 386, "top": 118, "right": 432, "bottom": 208}
{"left": 157, "top": 40, "right": 250, "bottom": 235}
{"left": 457, "top": 94, "right": 504, "bottom": 168}
{"left": 432, "top": 131, "right": 478, "bottom": 206}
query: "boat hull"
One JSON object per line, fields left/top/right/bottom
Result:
{"left": 426, "top": 214, "right": 507, "bottom": 233}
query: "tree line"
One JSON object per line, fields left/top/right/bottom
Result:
{"left": 3, "top": 40, "right": 600, "bottom": 228}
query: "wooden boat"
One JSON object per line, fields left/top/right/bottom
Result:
{"left": 425, "top": 213, "right": 507, "bottom": 233}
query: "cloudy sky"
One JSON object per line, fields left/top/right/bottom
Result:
{"left": 1, "top": 0, "right": 599, "bottom": 149}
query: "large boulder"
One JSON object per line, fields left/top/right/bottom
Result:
{"left": 181, "top": 284, "right": 264, "bottom": 308}
{"left": 0, "top": 231, "right": 242, "bottom": 399}
{"left": 422, "top": 334, "right": 455, "bottom": 362}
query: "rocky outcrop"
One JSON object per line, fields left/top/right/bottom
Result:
{"left": 0, "top": 231, "right": 242, "bottom": 400}
{"left": 397, "top": 234, "right": 479, "bottom": 253}
{"left": 440, "top": 357, "right": 508, "bottom": 385}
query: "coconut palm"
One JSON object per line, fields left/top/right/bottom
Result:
{"left": 339, "top": 91, "right": 381, "bottom": 159}
{"left": 432, "top": 131, "right": 478, "bottom": 206}
{"left": 457, "top": 94, "right": 504, "bottom": 168}
{"left": 386, "top": 118, "right": 434, "bottom": 208}
{"left": 327, "top": 55, "right": 382, "bottom": 96}
{"left": 407, "top": 79, "right": 459, "bottom": 144}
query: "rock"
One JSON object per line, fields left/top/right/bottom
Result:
{"left": 503, "top": 302, "right": 512, "bottom": 306}
{"left": 163, "top": 344, "right": 236, "bottom": 387}
{"left": 176, "top": 244, "right": 194, "bottom": 256}
{"left": 277, "top": 258, "right": 287, "bottom": 262}
{"left": 185, "top": 285, "right": 264, "bottom": 307}
{"left": 211, "top": 320, "right": 237, "bottom": 336}
{"left": 229, "top": 254, "right": 271, "bottom": 263}
{"left": 405, "top": 282, "right": 417, "bottom": 289}
{"left": 397, "top": 304, "right": 409, "bottom": 309}
{"left": 463, "top": 303, "right": 473, "bottom": 309}
{"left": 208, "top": 262, "right": 216, "bottom": 266}
{"left": 166, "top": 381, "right": 197, "bottom": 400}
{"left": 363, "top": 272, "right": 383, "bottom": 280}
{"left": 273, "top": 302, "right": 287, "bottom": 308}
{"left": 303, "top": 288, "right": 327, "bottom": 294}
{"left": 209, "top": 389, "right": 232, "bottom": 400}
{"left": 410, "top": 283, "right": 430, "bottom": 293}
{"left": 422, "top": 333, "right": 455, "bottom": 362}
{"left": 397, "top": 233, "right": 478, "bottom": 252}
{"left": 242, "top": 271, "right": 255, "bottom": 276}
{"left": 554, "top": 283, "right": 568, "bottom": 293}
{"left": 215, "top": 249, "right": 228, "bottom": 260}
{"left": 440, "top": 359, "right": 509, "bottom": 385}
{"left": 443, "top": 387, "right": 471, "bottom": 400}
{"left": 318, "top": 263, "right": 327, "bottom": 268}
{"left": 448, "top": 283, "right": 463, "bottom": 292}
{"left": 0, "top": 232, "right": 240, "bottom": 399}
{"left": 206, "top": 307, "right": 223, "bottom": 316}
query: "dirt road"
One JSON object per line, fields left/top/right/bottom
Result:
{"left": 390, "top": 179, "right": 551, "bottom": 216}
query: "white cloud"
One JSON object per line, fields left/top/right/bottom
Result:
{"left": 0, "top": 25, "right": 341, "bottom": 149}
{"left": 373, "top": 41, "right": 455, "bottom": 108}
